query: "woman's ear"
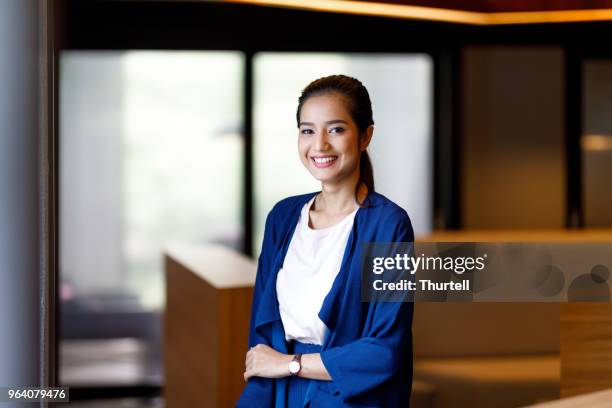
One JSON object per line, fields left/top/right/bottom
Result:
{"left": 360, "top": 125, "right": 374, "bottom": 151}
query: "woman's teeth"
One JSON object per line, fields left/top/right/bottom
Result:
{"left": 314, "top": 157, "right": 337, "bottom": 164}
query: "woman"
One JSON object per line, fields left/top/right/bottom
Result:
{"left": 237, "top": 75, "right": 414, "bottom": 407}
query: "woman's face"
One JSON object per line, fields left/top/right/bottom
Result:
{"left": 298, "top": 92, "right": 369, "bottom": 186}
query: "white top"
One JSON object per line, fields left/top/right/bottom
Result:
{"left": 276, "top": 196, "right": 358, "bottom": 345}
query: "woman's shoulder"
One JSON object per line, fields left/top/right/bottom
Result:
{"left": 260, "top": 193, "right": 317, "bottom": 247}
{"left": 267, "top": 191, "right": 318, "bottom": 220}
{"left": 264, "top": 190, "right": 411, "bottom": 231}
{"left": 362, "top": 191, "right": 414, "bottom": 240}
{"left": 365, "top": 191, "right": 410, "bottom": 221}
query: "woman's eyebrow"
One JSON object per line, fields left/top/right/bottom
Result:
{"left": 299, "top": 119, "right": 349, "bottom": 126}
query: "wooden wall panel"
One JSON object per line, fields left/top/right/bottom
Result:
{"left": 560, "top": 303, "right": 612, "bottom": 398}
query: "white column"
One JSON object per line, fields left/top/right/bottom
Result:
{"left": 0, "top": 0, "right": 45, "bottom": 401}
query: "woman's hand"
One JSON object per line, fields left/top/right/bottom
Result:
{"left": 244, "top": 344, "right": 293, "bottom": 381}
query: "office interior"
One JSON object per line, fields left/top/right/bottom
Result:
{"left": 3, "top": 0, "right": 612, "bottom": 407}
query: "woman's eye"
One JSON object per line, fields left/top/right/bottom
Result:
{"left": 330, "top": 127, "right": 345, "bottom": 134}
{"left": 300, "top": 128, "right": 314, "bottom": 135}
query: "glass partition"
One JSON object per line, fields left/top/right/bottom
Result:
{"left": 59, "top": 50, "right": 244, "bottom": 386}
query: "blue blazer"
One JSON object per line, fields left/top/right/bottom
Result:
{"left": 236, "top": 191, "right": 414, "bottom": 408}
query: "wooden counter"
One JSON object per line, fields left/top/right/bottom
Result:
{"left": 164, "top": 244, "right": 256, "bottom": 408}
{"left": 524, "top": 388, "right": 612, "bottom": 407}
{"left": 418, "top": 229, "right": 612, "bottom": 242}
{"left": 419, "top": 230, "right": 612, "bottom": 400}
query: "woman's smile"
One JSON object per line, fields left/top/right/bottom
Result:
{"left": 312, "top": 155, "right": 338, "bottom": 168}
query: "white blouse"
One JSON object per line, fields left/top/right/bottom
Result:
{"left": 276, "top": 196, "right": 358, "bottom": 345}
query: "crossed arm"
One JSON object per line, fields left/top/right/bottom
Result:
{"left": 244, "top": 344, "right": 332, "bottom": 381}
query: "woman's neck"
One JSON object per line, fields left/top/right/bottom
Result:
{"left": 316, "top": 173, "right": 365, "bottom": 215}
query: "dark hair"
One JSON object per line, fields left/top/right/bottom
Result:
{"left": 296, "top": 75, "right": 375, "bottom": 205}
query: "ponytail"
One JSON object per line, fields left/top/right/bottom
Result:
{"left": 356, "top": 150, "right": 374, "bottom": 206}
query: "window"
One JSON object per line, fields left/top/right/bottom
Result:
{"left": 253, "top": 53, "right": 433, "bottom": 250}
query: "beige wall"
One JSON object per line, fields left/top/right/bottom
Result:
{"left": 461, "top": 46, "right": 565, "bottom": 229}
{"left": 583, "top": 60, "right": 612, "bottom": 227}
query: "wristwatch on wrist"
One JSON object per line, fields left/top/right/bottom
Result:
{"left": 289, "top": 353, "right": 302, "bottom": 376}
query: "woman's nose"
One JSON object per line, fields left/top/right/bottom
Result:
{"left": 314, "top": 131, "right": 330, "bottom": 151}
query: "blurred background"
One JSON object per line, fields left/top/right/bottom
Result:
{"left": 10, "top": 0, "right": 612, "bottom": 407}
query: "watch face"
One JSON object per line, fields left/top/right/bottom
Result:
{"left": 289, "top": 360, "right": 300, "bottom": 374}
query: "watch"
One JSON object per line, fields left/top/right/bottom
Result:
{"left": 289, "top": 353, "right": 302, "bottom": 376}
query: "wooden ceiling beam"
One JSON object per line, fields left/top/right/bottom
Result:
{"left": 221, "top": 0, "right": 612, "bottom": 25}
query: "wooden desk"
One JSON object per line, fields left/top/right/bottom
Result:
{"left": 164, "top": 244, "right": 256, "bottom": 408}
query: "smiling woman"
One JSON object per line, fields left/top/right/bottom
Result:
{"left": 237, "top": 75, "right": 415, "bottom": 407}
